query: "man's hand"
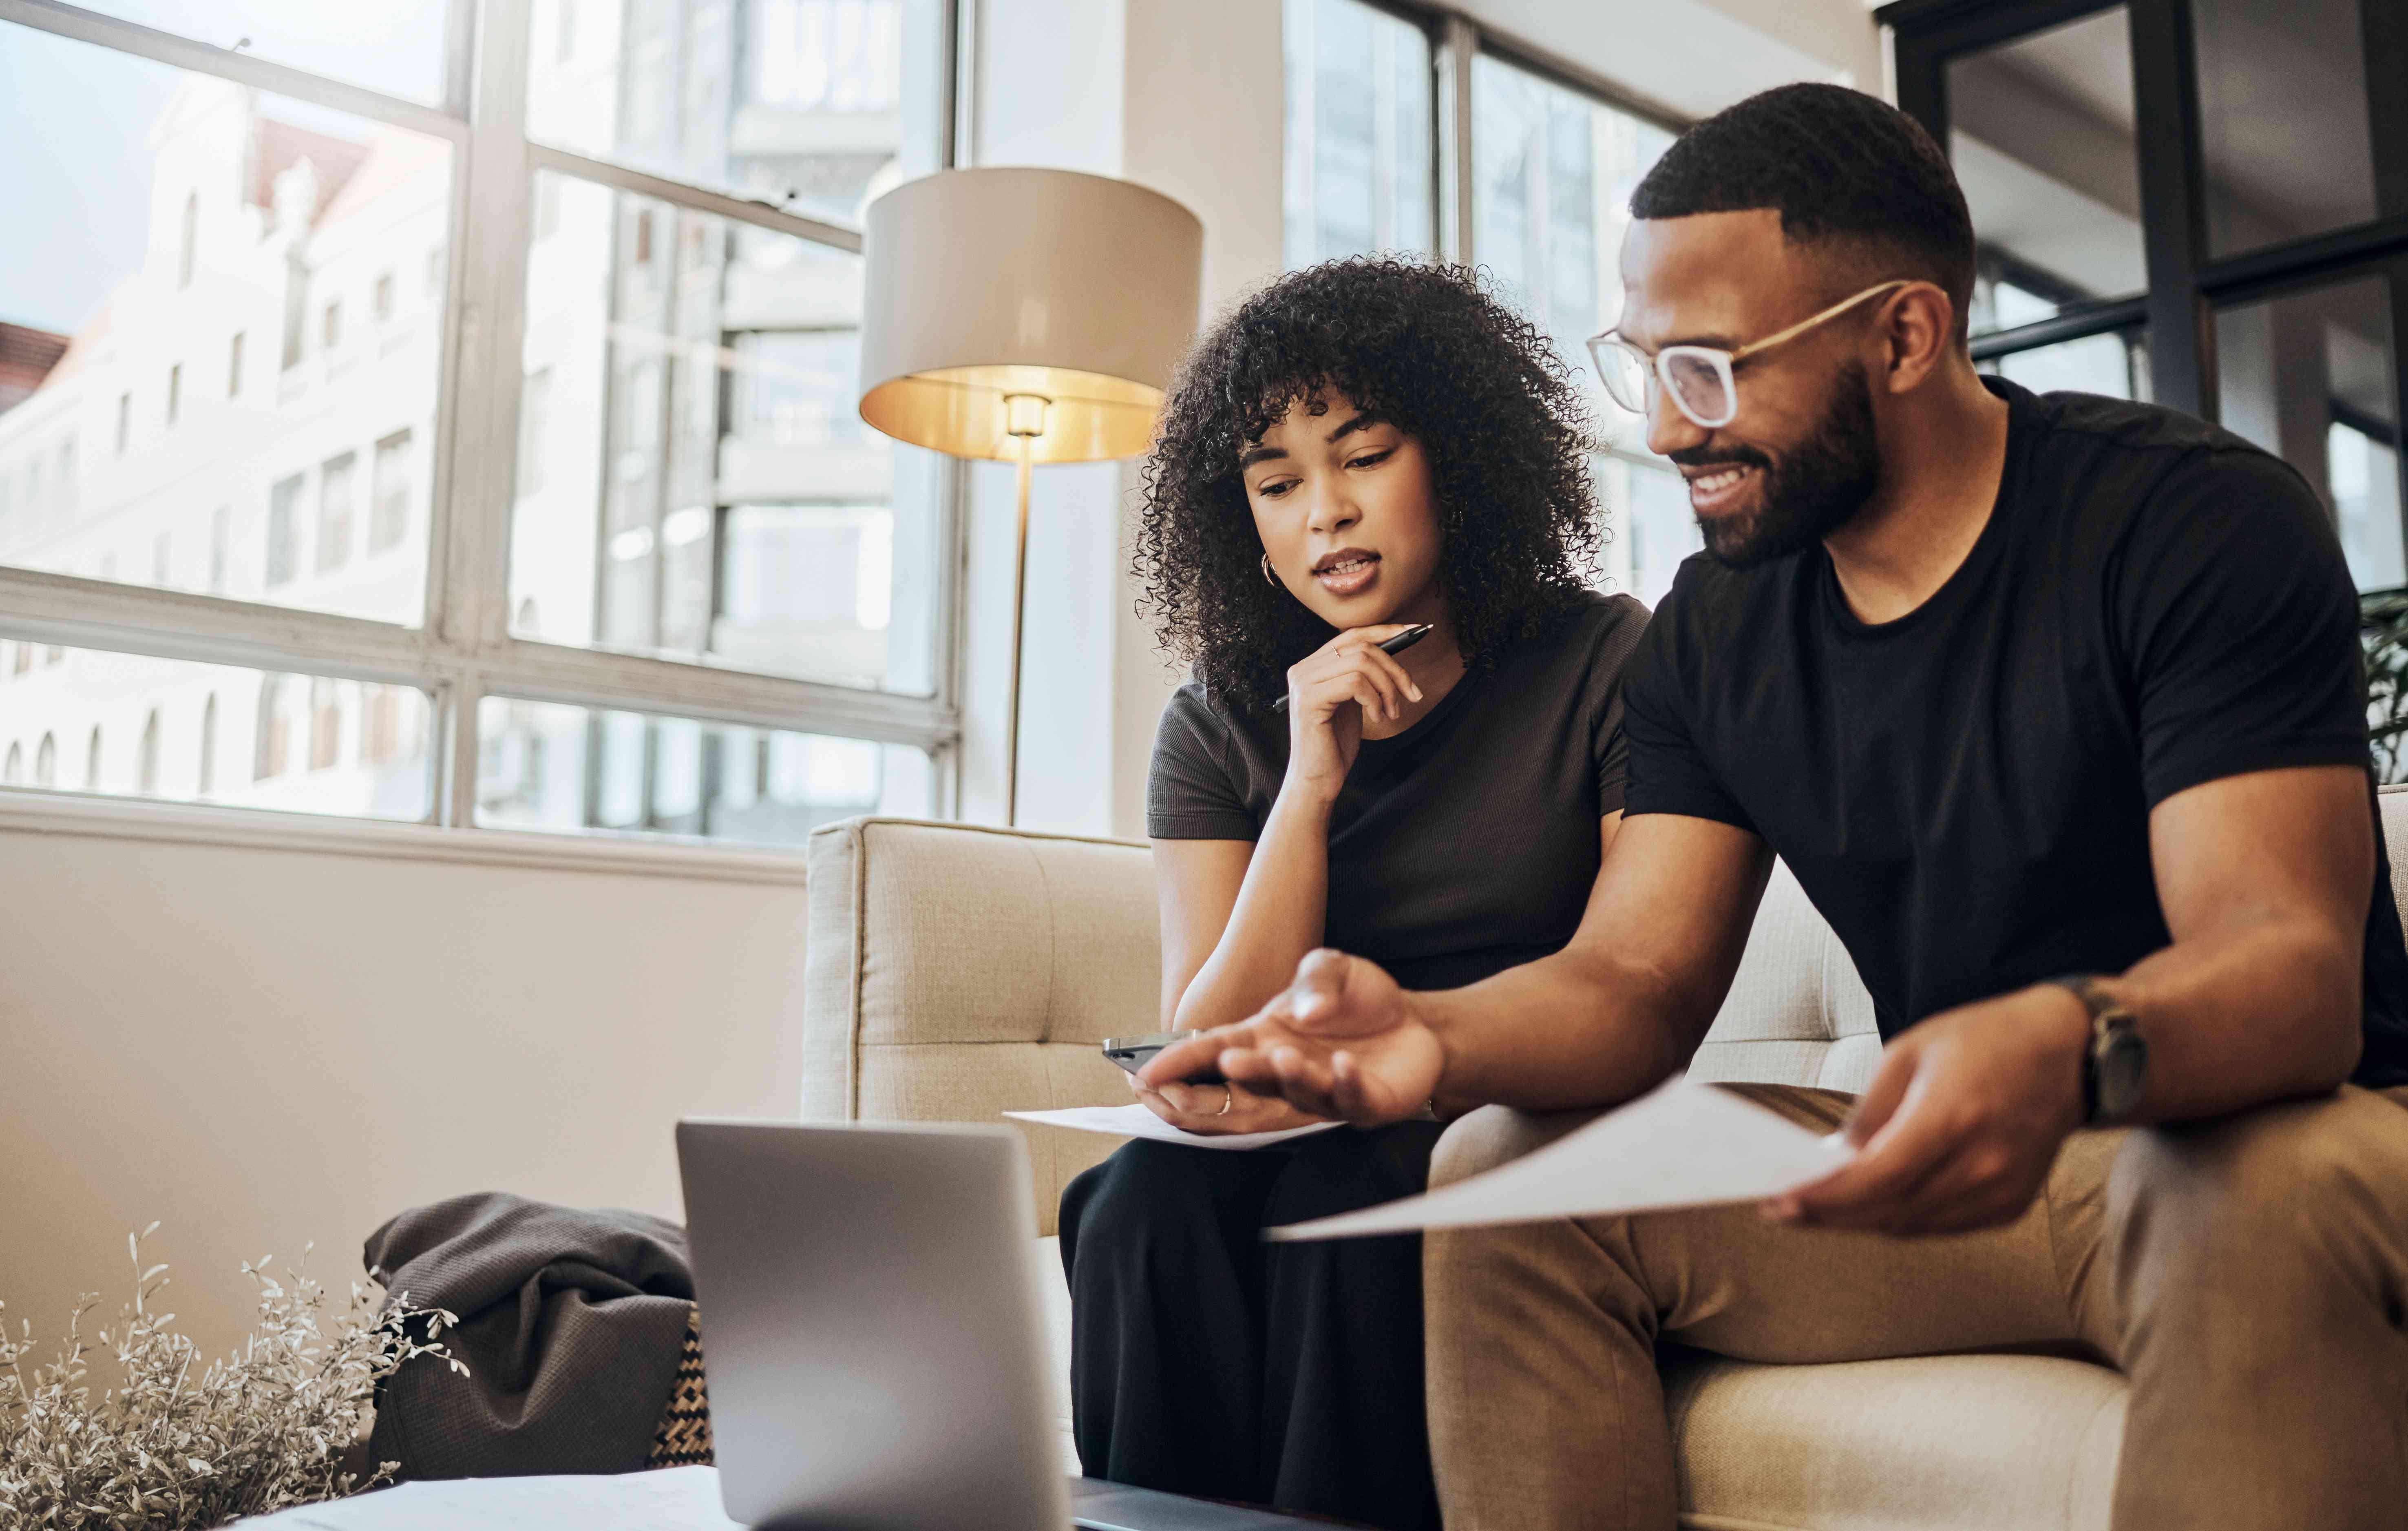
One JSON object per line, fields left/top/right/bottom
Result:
{"left": 1140, "top": 949, "right": 1443, "bottom": 1124}
{"left": 1768, "top": 983, "right": 2092, "bottom": 1235}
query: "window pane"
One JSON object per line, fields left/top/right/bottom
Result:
{"left": 59, "top": 2, "right": 451, "bottom": 105}
{"left": 0, "top": 20, "right": 450, "bottom": 624}
{"left": 1282, "top": 0, "right": 1435, "bottom": 267}
{"left": 1469, "top": 54, "right": 1678, "bottom": 604}
{"left": 1596, "top": 455, "right": 1699, "bottom": 612}
{"left": 1979, "top": 330, "right": 2148, "bottom": 403}
{"left": 511, "top": 172, "right": 943, "bottom": 693}
{"left": 1947, "top": 7, "right": 2145, "bottom": 336}
{"left": 475, "top": 696, "right": 932, "bottom": 845}
{"left": 0, "top": 641, "right": 432, "bottom": 818}
{"left": 528, "top": 0, "right": 944, "bottom": 226}
{"left": 2196, "top": 0, "right": 2385, "bottom": 257}
{"left": 2215, "top": 274, "right": 2401, "bottom": 591}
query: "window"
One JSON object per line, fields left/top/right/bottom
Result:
{"left": 317, "top": 452, "right": 356, "bottom": 573}
{"left": 178, "top": 192, "right": 197, "bottom": 290}
{"left": 137, "top": 709, "right": 159, "bottom": 795}
{"left": 1466, "top": 50, "right": 1680, "bottom": 607}
{"left": 372, "top": 431, "right": 413, "bottom": 554}
{"left": 256, "top": 674, "right": 292, "bottom": 781}
{"left": 35, "top": 733, "right": 55, "bottom": 787}
{"left": 266, "top": 474, "right": 303, "bottom": 587}
{"left": 0, "top": 0, "right": 954, "bottom": 834}
{"left": 199, "top": 694, "right": 218, "bottom": 795}
{"left": 309, "top": 678, "right": 345, "bottom": 770}
{"left": 84, "top": 725, "right": 102, "bottom": 790}
{"left": 1283, "top": 0, "right": 1436, "bottom": 268}
{"left": 476, "top": 697, "right": 933, "bottom": 845}
{"left": 2, "top": 742, "right": 19, "bottom": 783}
{"left": 517, "top": 368, "right": 552, "bottom": 496}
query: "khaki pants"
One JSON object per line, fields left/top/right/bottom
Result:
{"left": 1424, "top": 1083, "right": 2408, "bottom": 1531}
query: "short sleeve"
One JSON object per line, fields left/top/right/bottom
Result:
{"left": 1582, "top": 594, "right": 1652, "bottom": 817}
{"left": 1619, "top": 582, "right": 1757, "bottom": 831}
{"left": 2115, "top": 448, "right": 2373, "bottom": 808}
{"left": 1147, "top": 685, "right": 1260, "bottom": 840}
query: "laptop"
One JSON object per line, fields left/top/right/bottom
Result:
{"left": 676, "top": 1119, "right": 1317, "bottom": 1531}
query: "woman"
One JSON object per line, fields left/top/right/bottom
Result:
{"left": 1057, "top": 258, "right": 1648, "bottom": 1531}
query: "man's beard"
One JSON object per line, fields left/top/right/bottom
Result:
{"left": 1686, "top": 363, "right": 1881, "bottom": 569}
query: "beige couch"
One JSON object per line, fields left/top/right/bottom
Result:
{"left": 802, "top": 793, "right": 2408, "bottom": 1530}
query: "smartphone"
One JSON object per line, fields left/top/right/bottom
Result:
{"left": 1102, "top": 1032, "right": 1226, "bottom": 1085}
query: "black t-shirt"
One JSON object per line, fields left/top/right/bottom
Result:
{"left": 1623, "top": 377, "right": 2408, "bottom": 1088}
{"left": 1150, "top": 591, "right": 1650, "bottom": 992}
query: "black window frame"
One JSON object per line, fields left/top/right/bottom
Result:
{"left": 1881, "top": 0, "right": 2408, "bottom": 544}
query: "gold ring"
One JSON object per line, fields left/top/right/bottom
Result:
{"left": 1216, "top": 1084, "right": 1235, "bottom": 1116}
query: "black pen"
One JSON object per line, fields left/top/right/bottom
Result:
{"left": 1272, "top": 623, "right": 1436, "bottom": 711}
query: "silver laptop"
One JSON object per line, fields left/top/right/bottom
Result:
{"left": 677, "top": 1119, "right": 1312, "bottom": 1531}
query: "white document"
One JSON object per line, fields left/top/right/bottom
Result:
{"left": 1005, "top": 1102, "right": 1345, "bottom": 1151}
{"left": 1269, "top": 1075, "right": 1851, "bottom": 1241}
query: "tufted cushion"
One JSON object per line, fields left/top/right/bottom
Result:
{"left": 803, "top": 818, "right": 1161, "bottom": 1235}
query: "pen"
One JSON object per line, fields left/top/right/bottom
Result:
{"left": 1272, "top": 623, "right": 1435, "bottom": 710}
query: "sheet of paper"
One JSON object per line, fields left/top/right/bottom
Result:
{"left": 237, "top": 1466, "right": 741, "bottom": 1529}
{"left": 1269, "top": 1076, "right": 1851, "bottom": 1241}
{"left": 1006, "top": 1103, "right": 1345, "bottom": 1151}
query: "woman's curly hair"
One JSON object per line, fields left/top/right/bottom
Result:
{"left": 1133, "top": 257, "right": 1604, "bottom": 710}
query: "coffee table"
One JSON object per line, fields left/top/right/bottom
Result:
{"left": 237, "top": 1467, "right": 1361, "bottom": 1529}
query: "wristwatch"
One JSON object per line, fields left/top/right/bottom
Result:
{"left": 2043, "top": 975, "right": 2149, "bottom": 1126}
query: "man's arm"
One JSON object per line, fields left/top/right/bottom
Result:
{"left": 1779, "top": 763, "right": 2372, "bottom": 1235}
{"left": 1142, "top": 812, "right": 1774, "bottom": 1118}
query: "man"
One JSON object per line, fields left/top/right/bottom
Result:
{"left": 1145, "top": 83, "right": 2408, "bottom": 1531}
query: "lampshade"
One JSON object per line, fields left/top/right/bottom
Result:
{"left": 857, "top": 168, "right": 1204, "bottom": 464}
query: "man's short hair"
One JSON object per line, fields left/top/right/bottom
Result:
{"left": 1631, "top": 83, "right": 1977, "bottom": 338}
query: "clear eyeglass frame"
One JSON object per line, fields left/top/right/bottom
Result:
{"left": 1586, "top": 279, "right": 1913, "bottom": 429}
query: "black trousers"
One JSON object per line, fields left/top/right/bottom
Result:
{"left": 1056, "top": 1122, "right": 1445, "bottom": 1531}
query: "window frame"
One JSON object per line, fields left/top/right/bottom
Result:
{"left": 0, "top": 0, "right": 969, "bottom": 835}
{"left": 1881, "top": 0, "right": 2408, "bottom": 541}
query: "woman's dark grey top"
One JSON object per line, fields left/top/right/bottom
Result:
{"left": 1147, "top": 591, "right": 1651, "bottom": 992}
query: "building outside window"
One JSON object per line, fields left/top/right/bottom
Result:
{"left": 1281, "top": 0, "right": 1434, "bottom": 268}
{"left": 372, "top": 430, "right": 413, "bottom": 553}
{"left": 0, "top": 0, "right": 958, "bottom": 839}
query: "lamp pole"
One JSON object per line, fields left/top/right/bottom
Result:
{"left": 1002, "top": 393, "right": 1049, "bottom": 825}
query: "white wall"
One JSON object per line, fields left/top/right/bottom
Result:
{"left": 0, "top": 801, "right": 811, "bottom": 1365}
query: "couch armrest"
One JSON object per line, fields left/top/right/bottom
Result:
{"left": 803, "top": 816, "right": 1163, "bottom": 1233}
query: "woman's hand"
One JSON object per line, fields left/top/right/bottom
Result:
{"left": 1284, "top": 624, "right": 1426, "bottom": 801}
{"left": 1127, "top": 1068, "right": 1326, "bottom": 1136}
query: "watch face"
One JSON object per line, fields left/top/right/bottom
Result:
{"left": 2098, "top": 1029, "right": 2148, "bottom": 1118}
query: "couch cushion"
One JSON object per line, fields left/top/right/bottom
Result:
{"left": 1663, "top": 1349, "right": 2123, "bottom": 1531}
{"left": 804, "top": 819, "right": 1160, "bottom": 1235}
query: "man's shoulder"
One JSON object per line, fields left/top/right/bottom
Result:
{"left": 2016, "top": 386, "right": 2313, "bottom": 516}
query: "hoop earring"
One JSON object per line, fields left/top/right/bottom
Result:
{"left": 1261, "top": 552, "right": 1277, "bottom": 586}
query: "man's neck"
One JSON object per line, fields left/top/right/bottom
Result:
{"left": 1821, "top": 368, "right": 2013, "bottom": 626}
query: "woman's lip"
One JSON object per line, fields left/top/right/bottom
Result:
{"left": 1686, "top": 464, "right": 1759, "bottom": 515}
{"left": 1314, "top": 554, "right": 1381, "bottom": 596}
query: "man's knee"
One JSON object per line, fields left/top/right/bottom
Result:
{"left": 1431, "top": 1104, "right": 1605, "bottom": 1190}
{"left": 2109, "top": 1087, "right": 2408, "bottom": 1272}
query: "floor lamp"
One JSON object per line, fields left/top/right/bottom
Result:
{"left": 857, "top": 168, "right": 1202, "bottom": 824}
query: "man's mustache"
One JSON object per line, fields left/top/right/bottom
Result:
{"left": 1668, "top": 445, "right": 1773, "bottom": 471}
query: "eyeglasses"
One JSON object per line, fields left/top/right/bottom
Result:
{"left": 1586, "top": 279, "right": 1911, "bottom": 430}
